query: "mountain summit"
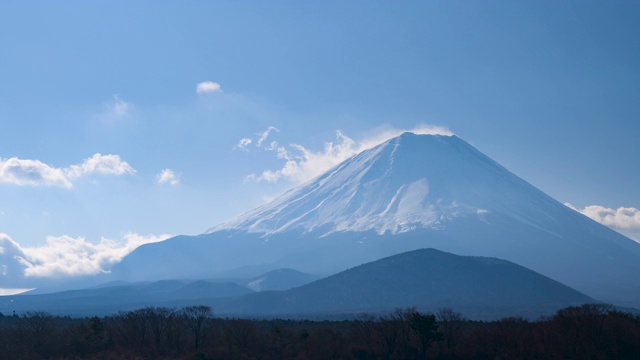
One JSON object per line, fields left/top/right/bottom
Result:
{"left": 114, "top": 133, "right": 640, "bottom": 306}
{"left": 207, "top": 133, "right": 558, "bottom": 236}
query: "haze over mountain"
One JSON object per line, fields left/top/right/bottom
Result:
{"left": 108, "top": 133, "right": 640, "bottom": 307}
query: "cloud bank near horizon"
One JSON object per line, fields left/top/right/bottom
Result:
{"left": 565, "top": 203, "right": 640, "bottom": 242}
{"left": 242, "top": 124, "right": 454, "bottom": 184}
{"left": 0, "top": 232, "right": 172, "bottom": 277}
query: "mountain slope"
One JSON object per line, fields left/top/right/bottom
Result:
{"left": 0, "top": 280, "right": 253, "bottom": 315}
{"left": 244, "top": 268, "right": 319, "bottom": 291}
{"left": 113, "top": 133, "right": 640, "bottom": 306}
{"left": 220, "top": 248, "right": 594, "bottom": 319}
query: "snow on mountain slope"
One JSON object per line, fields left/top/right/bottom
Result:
{"left": 207, "top": 133, "right": 567, "bottom": 237}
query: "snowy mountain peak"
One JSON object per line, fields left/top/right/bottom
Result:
{"left": 206, "top": 133, "right": 554, "bottom": 236}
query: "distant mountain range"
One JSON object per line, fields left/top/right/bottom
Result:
{"left": 109, "top": 133, "right": 640, "bottom": 307}
{"left": 0, "top": 249, "right": 593, "bottom": 319}
{"left": 2, "top": 132, "right": 639, "bottom": 317}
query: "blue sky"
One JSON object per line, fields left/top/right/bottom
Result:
{"left": 1, "top": 1, "right": 639, "bottom": 278}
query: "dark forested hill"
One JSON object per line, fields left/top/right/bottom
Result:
{"left": 220, "top": 248, "right": 594, "bottom": 318}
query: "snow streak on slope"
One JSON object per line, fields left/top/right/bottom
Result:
{"left": 207, "top": 133, "right": 556, "bottom": 236}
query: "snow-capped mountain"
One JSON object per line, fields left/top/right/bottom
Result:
{"left": 207, "top": 133, "right": 560, "bottom": 236}
{"left": 113, "top": 133, "right": 640, "bottom": 307}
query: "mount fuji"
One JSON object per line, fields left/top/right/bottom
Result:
{"left": 112, "top": 132, "right": 640, "bottom": 306}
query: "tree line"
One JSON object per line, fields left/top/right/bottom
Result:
{"left": 0, "top": 303, "right": 638, "bottom": 359}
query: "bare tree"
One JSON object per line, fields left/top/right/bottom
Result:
{"left": 181, "top": 305, "right": 213, "bottom": 350}
{"left": 20, "top": 311, "right": 56, "bottom": 337}
{"left": 375, "top": 310, "right": 406, "bottom": 359}
{"left": 437, "top": 307, "right": 465, "bottom": 355}
{"left": 19, "top": 311, "right": 57, "bottom": 356}
{"left": 113, "top": 308, "right": 151, "bottom": 349}
{"left": 147, "top": 307, "right": 176, "bottom": 347}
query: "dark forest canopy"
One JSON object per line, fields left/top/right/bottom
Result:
{"left": 0, "top": 303, "right": 639, "bottom": 359}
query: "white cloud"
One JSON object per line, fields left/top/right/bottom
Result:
{"left": 265, "top": 141, "right": 279, "bottom": 151}
{"left": 256, "top": 126, "right": 279, "bottom": 147}
{"left": 2, "top": 232, "right": 171, "bottom": 277}
{"left": 565, "top": 203, "right": 640, "bottom": 242}
{"left": 65, "top": 153, "right": 135, "bottom": 179}
{"left": 0, "top": 153, "right": 136, "bottom": 188}
{"left": 0, "top": 157, "right": 73, "bottom": 188}
{"left": 235, "top": 138, "right": 253, "bottom": 151}
{"left": 196, "top": 81, "right": 222, "bottom": 94}
{"left": 157, "top": 168, "right": 180, "bottom": 186}
{"left": 248, "top": 124, "right": 454, "bottom": 184}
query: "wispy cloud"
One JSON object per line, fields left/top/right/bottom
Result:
{"left": 0, "top": 154, "right": 135, "bottom": 188}
{"left": 233, "top": 126, "right": 280, "bottom": 152}
{"left": 247, "top": 124, "right": 454, "bottom": 184}
{"left": 1, "top": 232, "right": 171, "bottom": 277}
{"left": 256, "top": 126, "right": 279, "bottom": 147}
{"left": 109, "top": 94, "right": 130, "bottom": 117}
{"left": 196, "top": 81, "right": 222, "bottom": 94}
{"left": 356, "top": 124, "right": 453, "bottom": 151}
{"left": 157, "top": 168, "right": 180, "bottom": 186}
{"left": 94, "top": 95, "right": 134, "bottom": 125}
{"left": 235, "top": 138, "right": 253, "bottom": 151}
{"left": 565, "top": 203, "right": 640, "bottom": 242}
